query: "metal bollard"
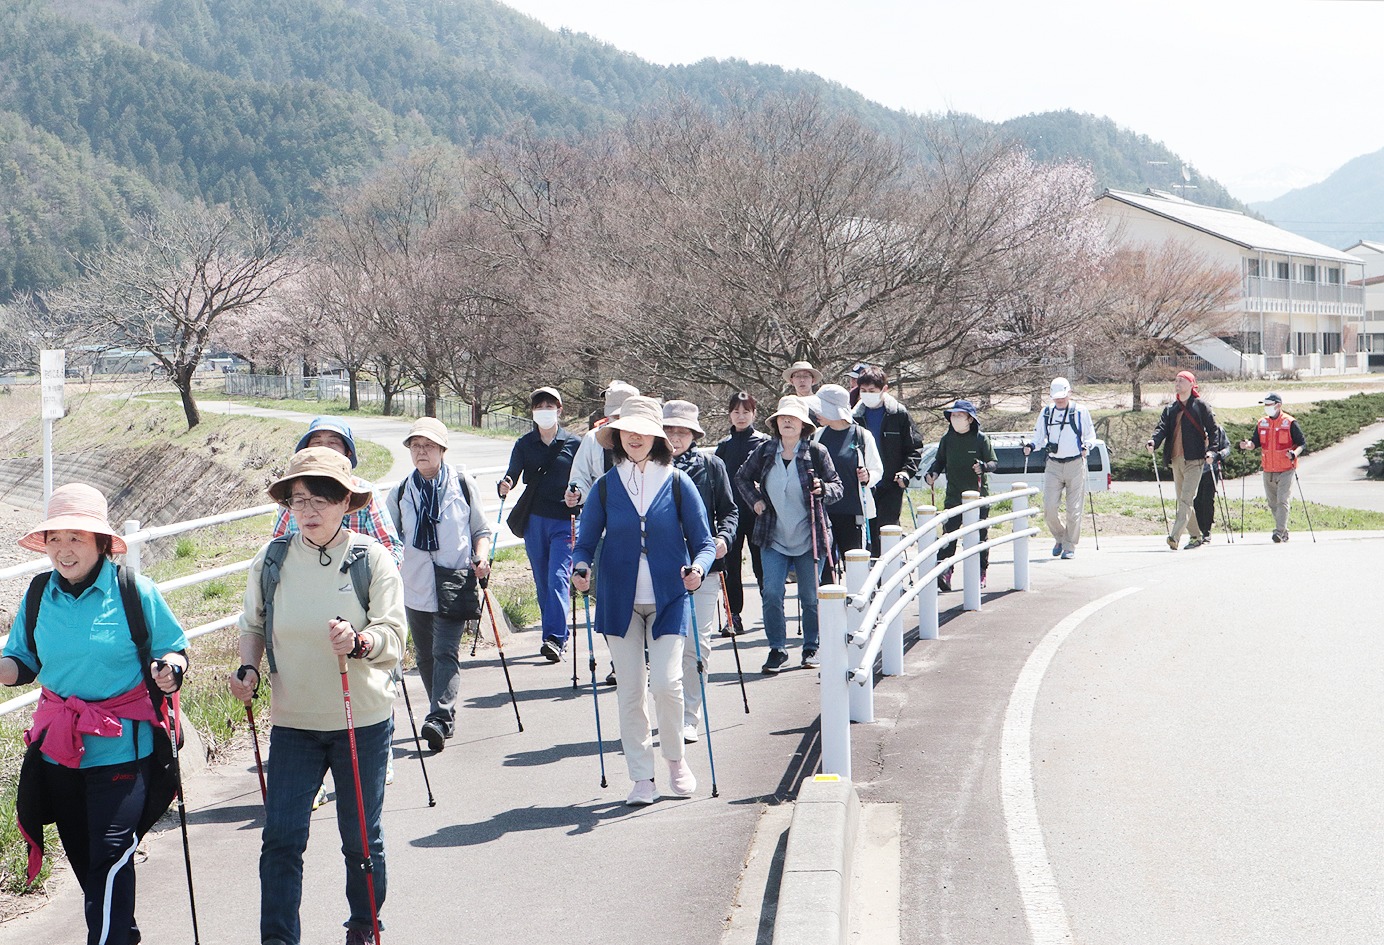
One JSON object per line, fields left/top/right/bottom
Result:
{"left": 961, "top": 492, "right": 981, "bottom": 612}
{"left": 880, "top": 526, "right": 905, "bottom": 677}
{"left": 843, "top": 550, "right": 873, "bottom": 724}
{"left": 915, "top": 506, "right": 938, "bottom": 640}
{"left": 1011, "top": 484, "right": 1031, "bottom": 592}
{"left": 818, "top": 584, "right": 851, "bottom": 778}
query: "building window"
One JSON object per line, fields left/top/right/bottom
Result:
{"left": 1328, "top": 267, "right": 1342, "bottom": 284}
{"left": 1294, "top": 332, "right": 1319, "bottom": 356}
{"left": 1232, "top": 331, "right": 1263, "bottom": 354}
{"left": 1274, "top": 261, "right": 1290, "bottom": 280}
{"left": 1246, "top": 259, "right": 1261, "bottom": 277}
{"left": 1300, "top": 264, "right": 1317, "bottom": 282}
{"left": 1323, "top": 333, "right": 1342, "bottom": 355}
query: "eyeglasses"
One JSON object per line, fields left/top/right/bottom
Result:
{"left": 285, "top": 495, "right": 337, "bottom": 511}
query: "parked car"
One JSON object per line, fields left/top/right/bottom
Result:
{"left": 912, "top": 432, "right": 1111, "bottom": 496}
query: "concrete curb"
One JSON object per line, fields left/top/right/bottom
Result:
{"left": 771, "top": 774, "right": 860, "bottom": 945}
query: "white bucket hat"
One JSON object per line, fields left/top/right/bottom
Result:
{"left": 596, "top": 396, "right": 666, "bottom": 449}
{"left": 765, "top": 395, "right": 817, "bottom": 436}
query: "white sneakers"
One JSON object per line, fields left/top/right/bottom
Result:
{"left": 626, "top": 779, "right": 656, "bottom": 806}
{"left": 668, "top": 758, "right": 697, "bottom": 797}
{"left": 625, "top": 760, "right": 698, "bottom": 805}
{"left": 682, "top": 724, "right": 700, "bottom": 744}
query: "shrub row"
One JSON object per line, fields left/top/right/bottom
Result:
{"left": 1111, "top": 392, "right": 1384, "bottom": 481}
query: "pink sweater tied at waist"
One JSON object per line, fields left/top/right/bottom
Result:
{"left": 25, "top": 683, "right": 164, "bottom": 768}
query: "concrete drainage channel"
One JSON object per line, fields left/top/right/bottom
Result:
{"left": 723, "top": 777, "right": 901, "bottom": 945}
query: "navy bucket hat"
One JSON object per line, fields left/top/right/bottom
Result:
{"left": 294, "top": 416, "right": 359, "bottom": 468}
{"left": 943, "top": 399, "right": 980, "bottom": 423}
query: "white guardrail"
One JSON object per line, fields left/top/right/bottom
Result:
{"left": 0, "top": 465, "right": 520, "bottom": 717}
{"left": 817, "top": 484, "right": 1041, "bottom": 778}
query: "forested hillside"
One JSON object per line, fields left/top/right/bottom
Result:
{"left": 0, "top": 0, "right": 1250, "bottom": 298}
{"left": 1250, "top": 146, "right": 1384, "bottom": 247}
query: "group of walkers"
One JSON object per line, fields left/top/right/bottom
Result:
{"left": 0, "top": 360, "right": 1311, "bottom": 945}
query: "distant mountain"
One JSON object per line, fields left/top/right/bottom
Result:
{"left": 0, "top": 0, "right": 1250, "bottom": 298}
{"left": 1250, "top": 147, "right": 1384, "bottom": 248}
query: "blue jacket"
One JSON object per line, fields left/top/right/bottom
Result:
{"left": 574, "top": 466, "right": 717, "bottom": 639}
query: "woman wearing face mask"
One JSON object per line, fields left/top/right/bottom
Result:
{"left": 714, "top": 391, "right": 770, "bottom": 634}
{"left": 734, "top": 396, "right": 843, "bottom": 675}
{"left": 923, "top": 400, "right": 997, "bottom": 591}
{"left": 571, "top": 397, "right": 717, "bottom": 805}
{"left": 812, "top": 384, "right": 883, "bottom": 583}
{"left": 500, "top": 388, "right": 582, "bottom": 662}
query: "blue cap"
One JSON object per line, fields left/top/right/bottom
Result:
{"left": 943, "top": 399, "right": 979, "bottom": 422}
{"left": 294, "top": 417, "right": 358, "bottom": 468}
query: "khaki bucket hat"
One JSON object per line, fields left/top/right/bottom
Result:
{"left": 765, "top": 395, "right": 817, "bottom": 436}
{"left": 781, "top": 360, "right": 823, "bottom": 385}
{"left": 19, "top": 483, "right": 128, "bottom": 555}
{"left": 662, "top": 400, "right": 705, "bottom": 437}
{"left": 596, "top": 396, "right": 666, "bottom": 450}
{"left": 267, "top": 447, "right": 372, "bottom": 513}
{"left": 403, "top": 417, "right": 449, "bottom": 450}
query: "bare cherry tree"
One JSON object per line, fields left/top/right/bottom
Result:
{"left": 55, "top": 204, "right": 297, "bottom": 427}
{"left": 1089, "top": 240, "right": 1242, "bottom": 409}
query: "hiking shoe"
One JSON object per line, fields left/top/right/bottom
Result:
{"left": 540, "top": 639, "right": 563, "bottom": 663}
{"left": 626, "top": 779, "right": 656, "bottom": 806}
{"left": 385, "top": 754, "right": 395, "bottom": 785}
{"left": 1272, "top": 532, "right": 1283, "bottom": 543}
{"left": 421, "top": 719, "right": 446, "bottom": 753}
{"left": 667, "top": 758, "right": 696, "bottom": 797}
{"left": 682, "top": 724, "right": 699, "bottom": 744}
{"left": 605, "top": 668, "right": 618, "bottom": 686}
{"left": 937, "top": 567, "right": 953, "bottom": 593}
{"left": 1051, "top": 542, "right": 1063, "bottom": 557}
{"left": 312, "top": 784, "right": 330, "bottom": 810}
{"left": 731, "top": 614, "right": 745, "bottom": 635}
{"left": 345, "top": 927, "right": 376, "bottom": 945}
{"left": 801, "top": 649, "right": 820, "bottom": 669}
{"left": 761, "top": 649, "right": 789, "bottom": 675}
{"left": 1060, "top": 550, "right": 1074, "bottom": 560}
{"left": 1281, "top": 532, "right": 1289, "bottom": 542}
{"left": 1184, "top": 536, "right": 1204, "bottom": 549}
{"left": 1166, "top": 535, "right": 1178, "bottom": 550}
{"left": 979, "top": 569, "right": 988, "bottom": 588}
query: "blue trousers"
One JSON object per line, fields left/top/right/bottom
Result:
{"left": 524, "top": 512, "right": 575, "bottom": 645}
{"left": 261, "top": 718, "right": 392, "bottom": 944}
{"left": 761, "top": 547, "right": 820, "bottom": 652}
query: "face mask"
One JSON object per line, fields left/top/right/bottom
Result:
{"left": 1264, "top": 405, "right": 1280, "bottom": 418}
{"left": 860, "top": 392, "right": 883, "bottom": 409}
{"left": 532, "top": 409, "right": 559, "bottom": 429}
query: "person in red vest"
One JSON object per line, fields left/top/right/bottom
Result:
{"left": 1237, "top": 392, "right": 1306, "bottom": 543}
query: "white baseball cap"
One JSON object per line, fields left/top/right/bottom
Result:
{"left": 1050, "top": 377, "right": 1072, "bottom": 399}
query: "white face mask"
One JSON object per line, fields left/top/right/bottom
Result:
{"left": 1264, "top": 405, "right": 1280, "bottom": 418}
{"left": 860, "top": 392, "right": 883, "bottom": 409}
{"left": 532, "top": 409, "right": 559, "bottom": 430}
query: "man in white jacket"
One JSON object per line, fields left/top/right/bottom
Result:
{"left": 1024, "top": 377, "right": 1095, "bottom": 560}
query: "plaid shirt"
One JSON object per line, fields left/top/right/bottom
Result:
{"left": 271, "top": 480, "right": 403, "bottom": 565}
{"left": 734, "top": 438, "right": 842, "bottom": 554}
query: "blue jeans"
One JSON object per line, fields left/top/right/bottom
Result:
{"left": 261, "top": 718, "right": 392, "bottom": 944}
{"left": 761, "top": 547, "right": 820, "bottom": 652}
{"left": 524, "top": 512, "right": 575, "bottom": 645}
{"left": 406, "top": 607, "right": 467, "bottom": 732}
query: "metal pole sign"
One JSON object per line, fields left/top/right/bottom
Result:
{"left": 40, "top": 349, "right": 64, "bottom": 510}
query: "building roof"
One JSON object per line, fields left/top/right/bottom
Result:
{"left": 1344, "top": 240, "right": 1384, "bottom": 255}
{"left": 1100, "top": 189, "right": 1361, "bottom": 264}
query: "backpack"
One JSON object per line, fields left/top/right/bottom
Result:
{"left": 390, "top": 468, "right": 473, "bottom": 544}
{"left": 260, "top": 534, "right": 372, "bottom": 673}
{"left": 1042, "top": 405, "right": 1086, "bottom": 452}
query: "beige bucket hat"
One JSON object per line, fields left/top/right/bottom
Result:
{"left": 765, "top": 395, "right": 817, "bottom": 436}
{"left": 403, "top": 416, "right": 449, "bottom": 450}
{"left": 781, "top": 360, "right": 823, "bottom": 385}
{"left": 596, "top": 396, "right": 666, "bottom": 450}
{"left": 662, "top": 400, "right": 705, "bottom": 438}
{"left": 19, "top": 483, "right": 129, "bottom": 555}
{"left": 267, "top": 447, "right": 372, "bottom": 513}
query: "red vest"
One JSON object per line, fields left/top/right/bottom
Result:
{"left": 1257, "top": 412, "right": 1296, "bottom": 473}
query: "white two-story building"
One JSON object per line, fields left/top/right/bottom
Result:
{"left": 1342, "top": 240, "right": 1384, "bottom": 369}
{"left": 1096, "top": 189, "right": 1366, "bottom": 377}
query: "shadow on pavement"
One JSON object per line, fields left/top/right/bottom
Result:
{"left": 411, "top": 800, "right": 632, "bottom": 845}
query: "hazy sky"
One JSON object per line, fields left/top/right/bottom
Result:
{"left": 499, "top": 0, "right": 1382, "bottom": 205}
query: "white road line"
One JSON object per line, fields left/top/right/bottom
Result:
{"left": 1000, "top": 587, "right": 1141, "bottom": 945}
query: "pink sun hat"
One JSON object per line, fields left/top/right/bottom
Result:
{"left": 19, "top": 483, "right": 128, "bottom": 555}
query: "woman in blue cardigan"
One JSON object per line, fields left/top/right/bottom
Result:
{"left": 572, "top": 396, "right": 717, "bottom": 806}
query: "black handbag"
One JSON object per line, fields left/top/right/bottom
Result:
{"left": 433, "top": 564, "right": 481, "bottom": 620}
{"left": 506, "top": 434, "right": 567, "bottom": 539}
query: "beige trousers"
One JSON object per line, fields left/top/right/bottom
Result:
{"left": 1044, "top": 458, "right": 1087, "bottom": 552}
{"left": 607, "top": 604, "right": 685, "bottom": 781}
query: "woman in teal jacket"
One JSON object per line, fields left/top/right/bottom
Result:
{"left": 572, "top": 396, "right": 717, "bottom": 807}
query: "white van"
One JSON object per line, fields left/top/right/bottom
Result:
{"left": 911, "top": 432, "right": 1111, "bottom": 495}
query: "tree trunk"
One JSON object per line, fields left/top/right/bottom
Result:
{"left": 382, "top": 392, "right": 394, "bottom": 416}
{"left": 424, "top": 381, "right": 438, "bottom": 419}
{"left": 177, "top": 369, "right": 201, "bottom": 429}
{"left": 347, "top": 368, "right": 360, "bottom": 412}
{"left": 471, "top": 396, "right": 482, "bottom": 428}
{"left": 1131, "top": 376, "right": 1143, "bottom": 412}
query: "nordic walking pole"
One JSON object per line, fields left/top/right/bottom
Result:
{"left": 1216, "top": 465, "right": 1234, "bottom": 545}
{"left": 474, "top": 494, "right": 507, "bottom": 658}
{"left": 717, "top": 571, "right": 750, "bottom": 714}
{"left": 396, "top": 668, "right": 436, "bottom": 807}
{"left": 1150, "top": 450, "right": 1171, "bottom": 534}
{"left": 1088, "top": 491, "right": 1100, "bottom": 551}
{"left": 479, "top": 581, "right": 524, "bottom": 732}
{"left": 236, "top": 666, "right": 267, "bottom": 804}
{"left": 855, "top": 439, "right": 871, "bottom": 552}
{"left": 157, "top": 678, "right": 201, "bottom": 944}
{"left": 335, "top": 651, "right": 383, "bottom": 945}
{"left": 1240, "top": 468, "right": 1247, "bottom": 537}
{"left": 575, "top": 568, "right": 608, "bottom": 788}
{"left": 570, "top": 513, "right": 579, "bottom": 690}
{"left": 684, "top": 575, "right": 719, "bottom": 798}
{"left": 1293, "top": 468, "right": 1317, "bottom": 543}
